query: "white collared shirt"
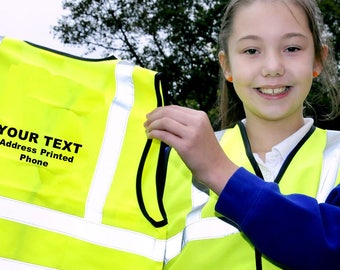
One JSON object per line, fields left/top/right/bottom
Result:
{"left": 251, "top": 118, "right": 314, "bottom": 182}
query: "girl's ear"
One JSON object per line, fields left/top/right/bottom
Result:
{"left": 313, "top": 45, "right": 328, "bottom": 75}
{"left": 218, "top": 51, "right": 232, "bottom": 79}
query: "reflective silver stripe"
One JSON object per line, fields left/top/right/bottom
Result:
{"left": 187, "top": 180, "right": 209, "bottom": 225}
{"left": 214, "top": 129, "right": 226, "bottom": 142}
{"left": 85, "top": 61, "right": 135, "bottom": 223}
{"left": 165, "top": 217, "right": 238, "bottom": 263}
{"left": 317, "top": 130, "right": 340, "bottom": 202}
{"left": 0, "top": 196, "right": 166, "bottom": 261}
{"left": 165, "top": 178, "right": 238, "bottom": 263}
{"left": 0, "top": 258, "right": 56, "bottom": 270}
{"left": 165, "top": 133, "right": 239, "bottom": 262}
{"left": 0, "top": 36, "right": 4, "bottom": 44}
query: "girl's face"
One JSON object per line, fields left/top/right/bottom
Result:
{"left": 219, "top": 0, "right": 323, "bottom": 124}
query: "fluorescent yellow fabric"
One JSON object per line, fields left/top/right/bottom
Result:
{"left": 164, "top": 124, "right": 340, "bottom": 269}
{"left": 0, "top": 37, "right": 167, "bottom": 269}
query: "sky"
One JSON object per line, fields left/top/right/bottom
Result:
{"left": 0, "top": 0, "right": 86, "bottom": 56}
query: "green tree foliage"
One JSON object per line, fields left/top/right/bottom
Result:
{"left": 318, "top": 0, "right": 340, "bottom": 62}
{"left": 311, "top": 0, "right": 340, "bottom": 130}
{"left": 53, "top": 0, "right": 339, "bottom": 129}
{"left": 53, "top": 0, "right": 225, "bottom": 127}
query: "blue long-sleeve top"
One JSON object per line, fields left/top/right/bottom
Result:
{"left": 215, "top": 167, "right": 340, "bottom": 269}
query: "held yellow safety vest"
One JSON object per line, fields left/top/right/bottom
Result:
{"left": 163, "top": 123, "right": 340, "bottom": 269}
{"left": 0, "top": 36, "right": 169, "bottom": 269}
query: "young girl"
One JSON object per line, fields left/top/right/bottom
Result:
{"left": 145, "top": 0, "right": 340, "bottom": 269}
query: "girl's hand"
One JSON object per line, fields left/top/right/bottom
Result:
{"left": 144, "top": 105, "right": 238, "bottom": 194}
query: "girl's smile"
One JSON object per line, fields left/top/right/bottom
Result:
{"left": 256, "top": 86, "right": 290, "bottom": 96}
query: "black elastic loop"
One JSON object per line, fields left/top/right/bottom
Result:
{"left": 136, "top": 72, "right": 169, "bottom": 227}
{"left": 136, "top": 139, "right": 168, "bottom": 227}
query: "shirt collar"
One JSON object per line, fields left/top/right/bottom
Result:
{"left": 241, "top": 118, "right": 315, "bottom": 161}
{"left": 272, "top": 118, "right": 314, "bottom": 160}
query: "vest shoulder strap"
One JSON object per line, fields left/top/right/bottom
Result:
{"left": 215, "top": 128, "right": 340, "bottom": 202}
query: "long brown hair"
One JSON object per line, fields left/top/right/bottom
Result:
{"left": 217, "top": 0, "right": 339, "bottom": 129}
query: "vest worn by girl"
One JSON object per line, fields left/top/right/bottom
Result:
{"left": 163, "top": 122, "right": 340, "bottom": 269}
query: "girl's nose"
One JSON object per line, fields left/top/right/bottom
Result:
{"left": 261, "top": 51, "right": 285, "bottom": 77}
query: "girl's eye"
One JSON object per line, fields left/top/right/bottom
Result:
{"left": 285, "top": 46, "right": 301, "bottom": 53}
{"left": 244, "top": 48, "right": 259, "bottom": 55}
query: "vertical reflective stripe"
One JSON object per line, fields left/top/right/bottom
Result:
{"left": 165, "top": 179, "right": 238, "bottom": 263}
{"left": 166, "top": 181, "right": 209, "bottom": 261}
{"left": 165, "top": 181, "right": 209, "bottom": 262}
{"left": 0, "top": 257, "right": 56, "bottom": 270}
{"left": 317, "top": 130, "right": 340, "bottom": 202}
{"left": 0, "top": 36, "right": 4, "bottom": 44}
{"left": 214, "top": 129, "right": 226, "bottom": 142}
{"left": 187, "top": 180, "right": 209, "bottom": 225}
{"left": 0, "top": 196, "right": 165, "bottom": 261}
{"left": 85, "top": 61, "right": 135, "bottom": 223}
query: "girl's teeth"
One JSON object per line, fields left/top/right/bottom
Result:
{"left": 258, "top": 87, "right": 287, "bottom": 95}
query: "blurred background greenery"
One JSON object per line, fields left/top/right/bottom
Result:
{"left": 53, "top": 0, "right": 340, "bottom": 130}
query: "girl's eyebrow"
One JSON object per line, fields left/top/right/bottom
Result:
{"left": 236, "top": 35, "right": 261, "bottom": 43}
{"left": 282, "top": 32, "right": 309, "bottom": 40}
{"left": 236, "top": 32, "right": 308, "bottom": 43}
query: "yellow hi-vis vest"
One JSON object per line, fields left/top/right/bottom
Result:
{"left": 163, "top": 123, "right": 340, "bottom": 269}
{"left": 0, "top": 36, "right": 169, "bottom": 269}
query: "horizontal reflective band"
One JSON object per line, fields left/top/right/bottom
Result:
{"left": 0, "top": 258, "right": 56, "bottom": 270}
{"left": 0, "top": 196, "right": 166, "bottom": 261}
{"left": 165, "top": 217, "right": 239, "bottom": 263}
{"left": 85, "top": 61, "right": 135, "bottom": 223}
